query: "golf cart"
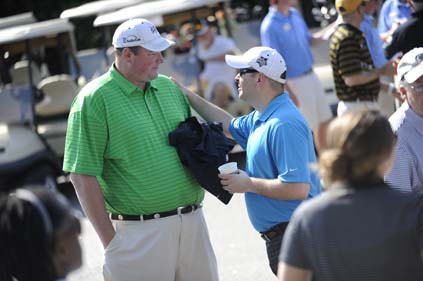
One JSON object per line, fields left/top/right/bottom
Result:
{"left": 0, "top": 18, "right": 80, "bottom": 191}
{"left": 60, "top": 0, "right": 147, "bottom": 81}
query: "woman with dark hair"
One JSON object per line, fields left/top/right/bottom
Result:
{"left": 278, "top": 110, "right": 423, "bottom": 281}
{"left": 0, "top": 188, "right": 82, "bottom": 281}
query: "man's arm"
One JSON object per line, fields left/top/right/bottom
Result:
{"left": 343, "top": 61, "right": 395, "bottom": 87}
{"left": 219, "top": 170, "right": 310, "bottom": 200}
{"left": 70, "top": 173, "right": 115, "bottom": 248}
{"left": 171, "top": 77, "right": 234, "bottom": 136}
{"left": 278, "top": 262, "right": 312, "bottom": 281}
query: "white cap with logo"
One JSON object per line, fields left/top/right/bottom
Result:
{"left": 112, "top": 18, "right": 175, "bottom": 52}
{"left": 397, "top": 47, "right": 423, "bottom": 84}
{"left": 225, "top": 46, "right": 287, "bottom": 84}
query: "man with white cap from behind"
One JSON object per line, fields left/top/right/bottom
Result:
{"left": 172, "top": 46, "right": 321, "bottom": 275}
{"left": 63, "top": 18, "right": 219, "bottom": 281}
{"left": 385, "top": 47, "right": 423, "bottom": 193}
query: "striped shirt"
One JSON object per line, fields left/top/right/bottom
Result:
{"left": 63, "top": 66, "right": 204, "bottom": 214}
{"left": 329, "top": 23, "right": 380, "bottom": 101}
{"left": 385, "top": 102, "right": 423, "bottom": 193}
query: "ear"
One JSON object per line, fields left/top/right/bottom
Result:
{"left": 399, "top": 85, "right": 408, "bottom": 101}
{"left": 121, "top": 48, "right": 134, "bottom": 62}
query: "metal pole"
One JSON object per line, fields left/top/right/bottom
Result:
{"left": 25, "top": 39, "right": 37, "bottom": 131}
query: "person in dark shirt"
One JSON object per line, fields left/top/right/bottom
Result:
{"left": 278, "top": 109, "right": 423, "bottom": 281}
{"left": 385, "top": 0, "right": 423, "bottom": 59}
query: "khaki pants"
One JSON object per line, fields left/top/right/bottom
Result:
{"left": 103, "top": 209, "right": 219, "bottom": 281}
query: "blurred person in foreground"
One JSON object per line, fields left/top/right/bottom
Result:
{"left": 384, "top": 0, "right": 423, "bottom": 60}
{"left": 63, "top": 18, "right": 219, "bottom": 281}
{"left": 0, "top": 187, "right": 82, "bottom": 281}
{"left": 385, "top": 47, "right": 423, "bottom": 192}
{"left": 278, "top": 109, "right": 423, "bottom": 280}
{"left": 260, "top": 0, "right": 333, "bottom": 153}
{"left": 172, "top": 46, "right": 321, "bottom": 275}
{"left": 330, "top": 0, "right": 395, "bottom": 116}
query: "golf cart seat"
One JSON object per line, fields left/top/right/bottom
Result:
{"left": 36, "top": 74, "right": 78, "bottom": 117}
{"left": 11, "top": 60, "right": 41, "bottom": 86}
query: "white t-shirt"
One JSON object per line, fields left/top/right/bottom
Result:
{"left": 198, "top": 35, "right": 238, "bottom": 100}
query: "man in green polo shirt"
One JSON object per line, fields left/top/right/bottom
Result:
{"left": 63, "top": 18, "right": 219, "bottom": 281}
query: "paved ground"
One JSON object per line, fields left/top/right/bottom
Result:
{"left": 66, "top": 189, "right": 277, "bottom": 281}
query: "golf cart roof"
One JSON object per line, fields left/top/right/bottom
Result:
{"left": 93, "top": 0, "right": 229, "bottom": 27}
{"left": 0, "top": 18, "right": 74, "bottom": 46}
{"left": 0, "top": 12, "right": 36, "bottom": 30}
{"left": 60, "top": 0, "right": 146, "bottom": 19}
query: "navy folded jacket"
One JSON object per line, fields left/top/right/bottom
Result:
{"left": 169, "top": 117, "right": 235, "bottom": 204}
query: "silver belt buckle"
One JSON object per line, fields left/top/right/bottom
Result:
{"left": 177, "top": 206, "right": 184, "bottom": 215}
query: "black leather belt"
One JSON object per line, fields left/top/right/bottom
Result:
{"left": 260, "top": 221, "right": 289, "bottom": 242}
{"left": 110, "top": 204, "right": 202, "bottom": 221}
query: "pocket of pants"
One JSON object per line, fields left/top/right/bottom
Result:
{"left": 105, "top": 229, "right": 121, "bottom": 253}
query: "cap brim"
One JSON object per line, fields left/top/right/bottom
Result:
{"left": 225, "top": 54, "right": 250, "bottom": 69}
{"left": 142, "top": 37, "right": 175, "bottom": 52}
{"left": 404, "top": 63, "right": 423, "bottom": 83}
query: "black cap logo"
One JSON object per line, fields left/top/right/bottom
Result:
{"left": 256, "top": 56, "right": 268, "bottom": 67}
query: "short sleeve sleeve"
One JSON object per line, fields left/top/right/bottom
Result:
{"left": 338, "top": 38, "right": 363, "bottom": 76}
{"left": 229, "top": 114, "right": 253, "bottom": 149}
{"left": 63, "top": 96, "right": 108, "bottom": 176}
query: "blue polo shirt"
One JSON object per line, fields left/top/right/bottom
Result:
{"left": 260, "top": 7, "right": 314, "bottom": 79}
{"left": 378, "top": 0, "right": 412, "bottom": 34}
{"left": 361, "top": 14, "right": 387, "bottom": 68}
{"left": 229, "top": 93, "right": 321, "bottom": 232}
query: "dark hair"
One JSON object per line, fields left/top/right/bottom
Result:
{"left": 115, "top": 46, "right": 141, "bottom": 56}
{"left": 0, "top": 188, "right": 80, "bottom": 281}
{"left": 319, "top": 110, "right": 397, "bottom": 187}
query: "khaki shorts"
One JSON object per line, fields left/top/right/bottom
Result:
{"left": 103, "top": 209, "right": 219, "bottom": 281}
{"left": 287, "top": 71, "right": 333, "bottom": 130}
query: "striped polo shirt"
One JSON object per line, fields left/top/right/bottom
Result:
{"left": 385, "top": 102, "right": 423, "bottom": 193}
{"left": 330, "top": 23, "right": 380, "bottom": 101}
{"left": 63, "top": 66, "right": 204, "bottom": 215}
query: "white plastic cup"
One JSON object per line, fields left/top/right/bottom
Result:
{"left": 218, "top": 162, "right": 238, "bottom": 174}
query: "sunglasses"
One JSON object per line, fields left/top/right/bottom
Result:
{"left": 239, "top": 68, "right": 258, "bottom": 76}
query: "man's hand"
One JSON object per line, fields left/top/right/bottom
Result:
{"left": 218, "top": 170, "right": 254, "bottom": 194}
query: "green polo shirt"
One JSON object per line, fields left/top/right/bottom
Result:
{"left": 63, "top": 66, "right": 204, "bottom": 214}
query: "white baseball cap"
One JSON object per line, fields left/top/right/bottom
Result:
{"left": 397, "top": 47, "right": 423, "bottom": 84}
{"left": 112, "top": 18, "right": 175, "bottom": 52}
{"left": 225, "top": 46, "right": 287, "bottom": 84}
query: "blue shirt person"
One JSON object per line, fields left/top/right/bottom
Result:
{"left": 361, "top": 14, "right": 388, "bottom": 68}
{"left": 378, "top": 0, "right": 412, "bottom": 43}
{"left": 171, "top": 46, "right": 321, "bottom": 276}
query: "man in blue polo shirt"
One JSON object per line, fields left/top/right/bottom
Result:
{"left": 172, "top": 46, "right": 321, "bottom": 276}
{"left": 361, "top": 0, "right": 397, "bottom": 116}
{"left": 260, "top": 0, "right": 333, "bottom": 154}
{"left": 378, "top": 0, "right": 412, "bottom": 43}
